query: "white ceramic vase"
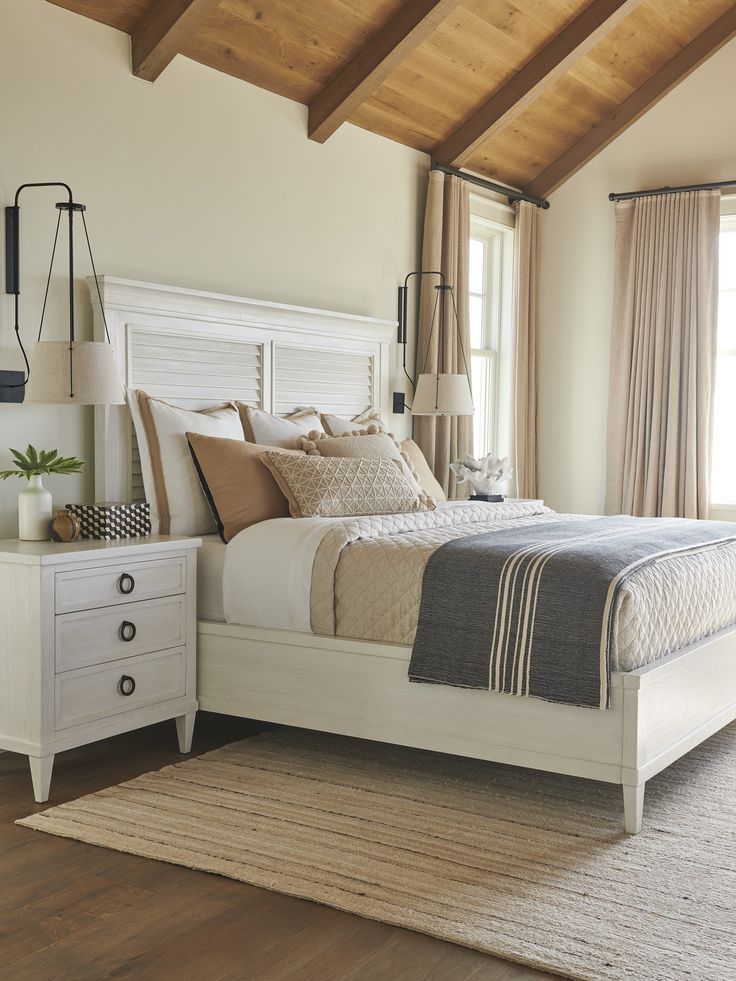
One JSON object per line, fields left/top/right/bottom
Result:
{"left": 18, "top": 475, "right": 53, "bottom": 541}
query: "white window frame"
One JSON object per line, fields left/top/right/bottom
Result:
{"left": 711, "top": 199, "right": 736, "bottom": 512}
{"left": 469, "top": 193, "right": 515, "bottom": 464}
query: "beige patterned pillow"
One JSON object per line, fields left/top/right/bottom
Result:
{"left": 260, "top": 453, "right": 431, "bottom": 518}
{"left": 297, "top": 428, "right": 429, "bottom": 499}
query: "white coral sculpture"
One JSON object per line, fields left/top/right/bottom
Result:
{"left": 449, "top": 454, "right": 514, "bottom": 496}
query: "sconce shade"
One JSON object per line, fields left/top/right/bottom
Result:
{"left": 24, "top": 341, "right": 124, "bottom": 405}
{"left": 412, "top": 373, "right": 474, "bottom": 416}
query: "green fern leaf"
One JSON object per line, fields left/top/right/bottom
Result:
{"left": 2, "top": 446, "right": 84, "bottom": 479}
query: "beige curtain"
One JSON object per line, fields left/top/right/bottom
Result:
{"left": 414, "top": 170, "right": 472, "bottom": 498}
{"left": 605, "top": 190, "right": 720, "bottom": 519}
{"left": 514, "top": 201, "right": 540, "bottom": 499}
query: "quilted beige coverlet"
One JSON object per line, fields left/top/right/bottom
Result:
{"left": 309, "top": 501, "right": 736, "bottom": 672}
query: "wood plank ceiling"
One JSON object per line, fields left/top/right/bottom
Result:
{"left": 49, "top": 0, "right": 736, "bottom": 198}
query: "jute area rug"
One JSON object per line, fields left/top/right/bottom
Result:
{"left": 18, "top": 725, "right": 736, "bottom": 981}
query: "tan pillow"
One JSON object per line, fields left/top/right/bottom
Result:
{"left": 237, "top": 405, "right": 323, "bottom": 448}
{"left": 134, "top": 391, "right": 245, "bottom": 536}
{"left": 298, "top": 429, "right": 429, "bottom": 500}
{"left": 320, "top": 408, "right": 387, "bottom": 437}
{"left": 261, "top": 453, "right": 430, "bottom": 518}
{"left": 187, "top": 433, "right": 303, "bottom": 543}
{"left": 400, "top": 438, "right": 446, "bottom": 503}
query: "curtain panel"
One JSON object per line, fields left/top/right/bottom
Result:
{"left": 414, "top": 170, "right": 472, "bottom": 498}
{"left": 605, "top": 190, "right": 720, "bottom": 519}
{"left": 514, "top": 201, "right": 540, "bottom": 500}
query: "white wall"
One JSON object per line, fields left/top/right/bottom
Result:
{"left": 539, "top": 39, "right": 736, "bottom": 516}
{"left": 0, "top": 0, "right": 425, "bottom": 537}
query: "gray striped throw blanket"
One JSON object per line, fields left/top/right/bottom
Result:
{"left": 409, "top": 515, "right": 736, "bottom": 708}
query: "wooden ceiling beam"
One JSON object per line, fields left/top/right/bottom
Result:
{"left": 525, "top": 5, "right": 736, "bottom": 199}
{"left": 132, "top": 0, "right": 221, "bottom": 82}
{"left": 433, "top": 0, "right": 643, "bottom": 168}
{"left": 308, "top": 0, "right": 464, "bottom": 144}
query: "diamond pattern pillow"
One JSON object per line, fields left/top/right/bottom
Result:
{"left": 260, "top": 453, "right": 431, "bottom": 518}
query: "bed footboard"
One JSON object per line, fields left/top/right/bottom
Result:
{"left": 197, "top": 620, "right": 736, "bottom": 833}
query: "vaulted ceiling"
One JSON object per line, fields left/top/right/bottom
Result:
{"left": 49, "top": 0, "right": 736, "bottom": 198}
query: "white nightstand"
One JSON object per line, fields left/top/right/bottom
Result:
{"left": 0, "top": 535, "right": 200, "bottom": 802}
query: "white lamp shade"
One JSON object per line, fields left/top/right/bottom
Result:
{"left": 412, "top": 373, "right": 474, "bottom": 415}
{"left": 24, "top": 341, "right": 124, "bottom": 405}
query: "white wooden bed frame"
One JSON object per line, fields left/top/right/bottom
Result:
{"left": 93, "top": 276, "right": 736, "bottom": 834}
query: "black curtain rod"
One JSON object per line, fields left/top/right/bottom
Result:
{"left": 609, "top": 179, "right": 736, "bottom": 202}
{"left": 431, "top": 162, "right": 550, "bottom": 210}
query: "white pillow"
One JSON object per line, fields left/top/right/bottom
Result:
{"left": 131, "top": 390, "right": 245, "bottom": 535}
{"left": 320, "top": 407, "right": 387, "bottom": 437}
{"left": 238, "top": 404, "right": 323, "bottom": 448}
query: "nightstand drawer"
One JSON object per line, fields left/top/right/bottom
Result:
{"left": 55, "top": 556, "right": 187, "bottom": 614}
{"left": 55, "top": 648, "right": 187, "bottom": 730}
{"left": 55, "top": 596, "right": 186, "bottom": 672}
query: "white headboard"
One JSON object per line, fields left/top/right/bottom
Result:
{"left": 90, "top": 277, "right": 394, "bottom": 504}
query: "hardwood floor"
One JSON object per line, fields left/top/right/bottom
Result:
{"left": 0, "top": 714, "right": 559, "bottom": 981}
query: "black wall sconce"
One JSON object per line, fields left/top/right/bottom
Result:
{"left": 2, "top": 181, "right": 123, "bottom": 405}
{"left": 394, "top": 270, "right": 445, "bottom": 413}
{"left": 395, "top": 269, "right": 473, "bottom": 416}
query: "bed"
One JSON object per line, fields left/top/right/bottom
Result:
{"left": 92, "top": 275, "right": 736, "bottom": 834}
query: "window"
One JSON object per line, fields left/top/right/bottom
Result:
{"left": 711, "top": 212, "right": 736, "bottom": 505}
{"left": 469, "top": 198, "right": 515, "bottom": 461}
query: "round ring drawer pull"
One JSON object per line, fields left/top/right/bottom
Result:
{"left": 119, "top": 621, "right": 137, "bottom": 643}
{"left": 118, "top": 573, "right": 135, "bottom": 595}
{"left": 119, "top": 675, "right": 136, "bottom": 697}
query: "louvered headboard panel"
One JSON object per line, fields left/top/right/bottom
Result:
{"left": 130, "top": 331, "right": 263, "bottom": 407}
{"left": 91, "top": 278, "right": 393, "bottom": 504}
{"left": 126, "top": 328, "right": 264, "bottom": 502}
{"left": 273, "top": 345, "right": 375, "bottom": 418}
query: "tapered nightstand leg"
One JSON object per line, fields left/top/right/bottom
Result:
{"left": 29, "top": 755, "right": 54, "bottom": 803}
{"left": 176, "top": 712, "right": 196, "bottom": 753}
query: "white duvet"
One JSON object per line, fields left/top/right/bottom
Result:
{"left": 224, "top": 515, "right": 335, "bottom": 631}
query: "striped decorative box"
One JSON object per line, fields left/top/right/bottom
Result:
{"left": 65, "top": 502, "right": 151, "bottom": 540}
